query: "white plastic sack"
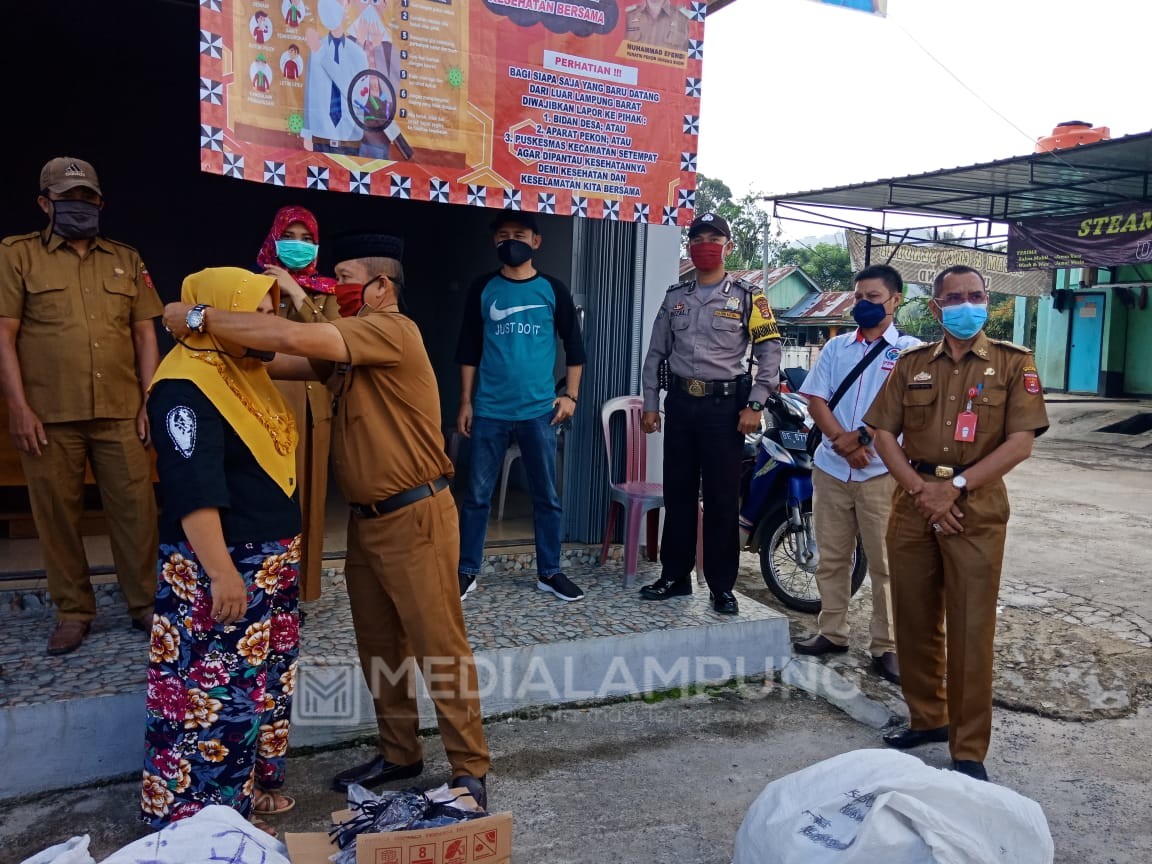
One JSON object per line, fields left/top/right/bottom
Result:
{"left": 732, "top": 749, "right": 1053, "bottom": 864}
{"left": 101, "top": 804, "right": 290, "bottom": 864}
{"left": 18, "top": 836, "right": 95, "bottom": 864}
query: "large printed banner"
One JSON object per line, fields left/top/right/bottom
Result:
{"left": 846, "top": 230, "right": 1051, "bottom": 297}
{"left": 1008, "top": 202, "right": 1152, "bottom": 271}
{"left": 199, "top": 0, "right": 706, "bottom": 224}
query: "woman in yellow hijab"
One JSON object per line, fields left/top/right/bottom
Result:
{"left": 140, "top": 268, "right": 301, "bottom": 836}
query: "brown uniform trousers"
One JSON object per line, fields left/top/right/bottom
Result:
{"left": 865, "top": 332, "right": 1048, "bottom": 763}
{"left": 0, "top": 231, "right": 163, "bottom": 622}
{"left": 329, "top": 313, "right": 489, "bottom": 780}
{"left": 276, "top": 292, "right": 339, "bottom": 601}
{"left": 20, "top": 420, "right": 157, "bottom": 621}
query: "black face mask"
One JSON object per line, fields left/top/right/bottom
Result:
{"left": 50, "top": 199, "right": 101, "bottom": 239}
{"left": 496, "top": 239, "right": 534, "bottom": 268}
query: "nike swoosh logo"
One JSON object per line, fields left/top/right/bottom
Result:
{"left": 489, "top": 302, "right": 546, "bottom": 321}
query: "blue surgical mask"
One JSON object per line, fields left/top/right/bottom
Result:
{"left": 851, "top": 298, "right": 888, "bottom": 329}
{"left": 937, "top": 301, "right": 988, "bottom": 340}
{"left": 275, "top": 239, "right": 318, "bottom": 270}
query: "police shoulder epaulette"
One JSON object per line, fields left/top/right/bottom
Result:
{"left": 732, "top": 276, "right": 759, "bottom": 293}
{"left": 1, "top": 232, "right": 42, "bottom": 248}
{"left": 899, "top": 342, "right": 934, "bottom": 356}
{"left": 667, "top": 278, "right": 693, "bottom": 292}
{"left": 99, "top": 237, "right": 141, "bottom": 256}
{"left": 991, "top": 339, "right": 1033, "bottom": 353}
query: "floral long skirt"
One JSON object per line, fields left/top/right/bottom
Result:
{"left": 140, "top": 535, "right": 301, "bottom": 828}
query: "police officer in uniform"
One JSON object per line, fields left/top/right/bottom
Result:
{"left": 0, "top": 157, "right": 162, "bottom": 656}
{"left": 639, "top": 213, "right": 782, "bottom": 614}
{"left": 162, "top": 232, "right": 491, "bottom": 810}
{"left": 625, "top": 0, "right": 690, "bottom": 49}
{"left": 864, "top": 265, "right": 1048, "bottom": 783}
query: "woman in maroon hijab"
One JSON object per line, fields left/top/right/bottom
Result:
{"left": 257, "top": 206, "right": 338, "bottom": 605}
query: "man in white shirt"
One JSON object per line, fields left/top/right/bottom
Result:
{"left": 793, "top": 264, "right": 921, "bottom": 684}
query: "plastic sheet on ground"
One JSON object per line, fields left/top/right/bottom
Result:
{"left": 732, "top": 749, "right": 1054, "bottom": 864}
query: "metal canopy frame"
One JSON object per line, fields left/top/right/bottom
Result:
{"left": 766, "top": 129, "right": 1152, "bottom": 247}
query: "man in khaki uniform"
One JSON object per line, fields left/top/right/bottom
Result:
{"left": 864, "top": 265, "right": 1048, "bottom": 783}
{"left": 625, "top": 0, "right": 689, "bottom": 49}
{"left": 0, "top": 157, "right": 162, "bottom": 655}
{"left": 162, "top": 232, "right": 491, "bottom": 810}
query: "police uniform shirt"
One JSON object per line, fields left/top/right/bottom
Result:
{"left": 864, "top": 331, "right": 1049, "bottom": 468}
{"left": 324, "top": 313, "right": 453, "bottom": 505}
{"left": 800, "top": 323, "right": 921, "bottom": 482}
{"left": 0, "top": 229, "right": 164, "bottom": 422}
{"left": 626, "top": 0, "right": 689, "bottom": 48}
{"left": 641, "top": 276, "right": 781, "bottom": 412}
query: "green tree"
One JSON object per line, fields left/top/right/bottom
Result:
{"left": 773, "top": 242, "right": 854, "bottom": 292}
{"left": 689, "top": 175, "right": 784, "bottom": 270}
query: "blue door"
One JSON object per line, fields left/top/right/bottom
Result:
{"left": 1068, "top": 293, "right": 1105, "bottom": 393}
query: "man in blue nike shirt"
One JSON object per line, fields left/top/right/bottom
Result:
{"left": 454, "top": 211, "right": 587, "bottom": 602}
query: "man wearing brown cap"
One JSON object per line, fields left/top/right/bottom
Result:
{"left": 0, "top": 157, "right": 162, "bottom": 655}
{"left": 639, "top": 212, "right": 782, "bottom": 614}
{"left": 162, "top": 232, "right": 491, "bottom": 810}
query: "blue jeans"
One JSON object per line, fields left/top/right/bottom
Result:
{"left": 458, "top": 411, "right": 562, "bottom": 578}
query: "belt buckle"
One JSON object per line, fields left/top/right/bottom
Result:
{"left": 686, "top": 378, "right": 706, "bottom": 397}
{"left": 934, "top": 466, "right": 954, "bottom": 479}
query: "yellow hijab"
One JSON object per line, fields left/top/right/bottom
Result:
{"left": 151, "top": 267, "right": 298, "bottom": 496}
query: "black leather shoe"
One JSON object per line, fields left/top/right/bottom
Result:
{"left": 882, "top": 726, "right": 949, "bottom": 750}
{"left": 952, "top": 760, "right": 989, "bottom": 782}
{"left": 871, "top": 652, "right": 901, "bottom": 685}
{"left": 331, "top": 756, "right": 423, "bottom": 792}
{"left": 639, "top": 577, "right": 692, "bottom": 600}
{"left": 450, "top": 774, "right": 488, "bottom": 811}
{"left": 793, "top": 634, "right": 849, "bottom": 656}
{"left": 710, "top": 590, "right": 739, "bottom": 615}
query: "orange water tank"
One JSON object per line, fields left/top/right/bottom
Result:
{"left": 1036, "top": 121, "right": 1111, "bottom": 152}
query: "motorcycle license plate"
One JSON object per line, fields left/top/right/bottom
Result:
{"left": 779, "top": 430, "right": 808, "bottom": 451}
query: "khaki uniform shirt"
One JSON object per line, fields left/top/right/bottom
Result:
{"left": 641, "top": 275, "right": 782, "bottom": 411}
{"left": 278, "top": 292, "right": 339, "bottom": 424}
{"left": 0, "top": 230, "right": 163, "bottom": 422}
{"left": 327, "top": 312, "right": 453, "bottom": 505}
{"left": 864, "top": 331, "right": 1049, "bottom": 468}
{"left": 626, "top": 1, "right": 689, "bottom": 48}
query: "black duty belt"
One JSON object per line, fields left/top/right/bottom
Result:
{"left": 351, "top": 476, "right": 449, "bottom": 519}
{"left": 670, "top": 374, "right": 741, "bottom": 398}
{"left": 911, "top": 461, "right": 970, "bottom": 479}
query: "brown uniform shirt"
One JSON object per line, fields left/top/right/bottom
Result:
{"left": 626, "top": 1, "right": 688, "bottom": 48}
{"left": 327, "top": 312, "right": 453, "bottom": 505}
{"left": 865, "top": 331, "right": 1049, "bottom": 467}
{"left": 0, "top": 230, "right": 163, "bottom": 422}
{"left": 278, "top": 292, "right": 340, "bottom": 424}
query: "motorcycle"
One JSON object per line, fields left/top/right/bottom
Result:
{"left": 738, "top": 379, "right": 867, "bottom": 614}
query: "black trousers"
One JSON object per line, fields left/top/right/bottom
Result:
{"left": 659, "top": 388, "right": 743, "bottom": 593}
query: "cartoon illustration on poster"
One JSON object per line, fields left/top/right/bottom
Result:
{"left": 200, "top": 0, "right": 705, "bottom": 223}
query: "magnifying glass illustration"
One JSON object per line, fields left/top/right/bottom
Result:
{"left": 347, "top": 69, "right": 413, "bottom": 160}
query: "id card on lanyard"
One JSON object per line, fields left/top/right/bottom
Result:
{"left": 955, "top": 385, "right": 979, "bottom": 442}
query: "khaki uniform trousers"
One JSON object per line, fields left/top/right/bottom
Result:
{"left": 812, "top": 468, "right": 895, "bottom": 655}
{"left": 19, "top": 419, "right": 157, "bottom": 622}
{"left": 344, "top": 488, "right": 490, "bottom": 779}
{"left": 885, "top": 480, "right": 1009, "bottom": 763}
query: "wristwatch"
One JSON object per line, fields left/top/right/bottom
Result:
{"left": 185, "top": 304, "right": 209, "bottom": 335}
{"left": 857, "top": 425, "right": 873, "bottom": 446}
{"left": 951, "top": 474, "right": 968, "bottom": 496}
{"left": 746, "top": 400, "right": 764, "bottom": 412}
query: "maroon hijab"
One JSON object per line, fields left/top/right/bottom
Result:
{"left": 256, "top": 205, "right": 337, "bottom": 295}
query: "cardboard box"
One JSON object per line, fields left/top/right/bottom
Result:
{"left": 287, "top": 803, "right": 512, "bottom": 864}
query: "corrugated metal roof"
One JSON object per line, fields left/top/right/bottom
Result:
{"left": 769, "top": 129, "right": 1152, "bottom": 221}
{"left": 783, "top": 291, "right": 855, "bottom": 321}
{"left": 676, "top": 262, "right": 818, "bottom": 292}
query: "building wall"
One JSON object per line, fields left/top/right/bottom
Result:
{"left": 1035, "top": 267, "right": 1152, "bottom": 396}
{"left": 767, "top": 273, "right": 816, "bottom": 311}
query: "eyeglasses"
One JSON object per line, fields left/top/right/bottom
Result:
{"left": 935, "top": 292, "right": 988, "bottom": 307}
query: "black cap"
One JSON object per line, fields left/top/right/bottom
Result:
{"left": 331, "top": 232, "right": 404, "bottom": 264}
{"left": 489, "top": 210, "right": 540, "bottom": 234}
{"left": 687, "top": 212, "right": 731, "bottom": 239}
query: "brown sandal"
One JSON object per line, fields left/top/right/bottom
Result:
{"left": 250, "top": 816, "right": 279, "bottom": 838}
{"left": 252, "top": 788, "right": 296, "bottom": 816}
